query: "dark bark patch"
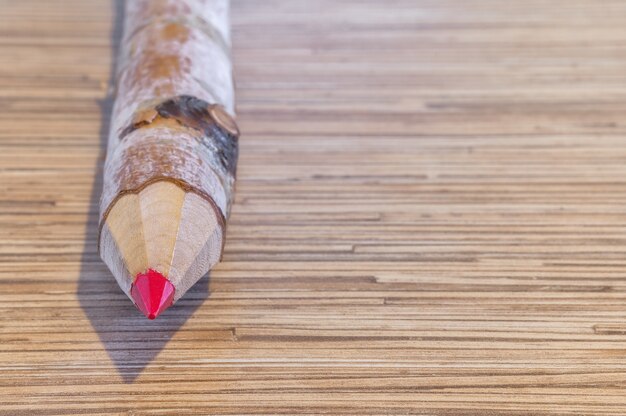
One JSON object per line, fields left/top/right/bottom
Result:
{"left": 119, "top": 95, "right": 239, "bottom": 176}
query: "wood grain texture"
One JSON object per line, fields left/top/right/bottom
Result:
{"left": 3, "top": 0, "right": 626, "bottom": 414}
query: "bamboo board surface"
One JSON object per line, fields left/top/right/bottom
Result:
{"left": 3, "top": 0, "right": 626, "bottom": 414}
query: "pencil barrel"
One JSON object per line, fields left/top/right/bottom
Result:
{"left": 100, "top": 0, "right": 237, "bottom": 226}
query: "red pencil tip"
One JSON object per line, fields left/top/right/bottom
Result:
{"left": 130, "top": 269, "right": 175, "bottom": 320}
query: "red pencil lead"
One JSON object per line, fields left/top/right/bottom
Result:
{"left": 130, "top": 269, "right": 175, "bottom": 320}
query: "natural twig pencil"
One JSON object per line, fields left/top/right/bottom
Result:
{"left": 99, "top": 0, "right": 238, "bottom": 319}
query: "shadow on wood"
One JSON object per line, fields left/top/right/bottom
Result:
{"left": 76, "top": 0, "right": 209, "bottom": 383}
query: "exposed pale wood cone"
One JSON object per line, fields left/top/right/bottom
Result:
{"left": 100, "top": 180, "right": 224, "bottom": 311}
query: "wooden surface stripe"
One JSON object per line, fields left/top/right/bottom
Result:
{"left": 3, "top": 0, "right": 626, "bottom": 414}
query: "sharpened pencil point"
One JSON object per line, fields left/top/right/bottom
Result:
{"left": 131, "top": 269, "right": 175, "bottom": 320}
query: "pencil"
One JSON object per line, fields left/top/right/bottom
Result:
{"left": 98, "top": 0, "right": 238, "bottom": 319}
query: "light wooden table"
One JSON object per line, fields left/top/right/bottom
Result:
{"left": 3, "top": 0, "right": 626, "bottom": 414}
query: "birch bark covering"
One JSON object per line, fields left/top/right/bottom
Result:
{"left": 100, "top": 0, "right": 238, "bottom": 229}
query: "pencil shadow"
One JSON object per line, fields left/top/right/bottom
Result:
{"left": 76, "top": 0, "right": 208, "bottom": 384}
